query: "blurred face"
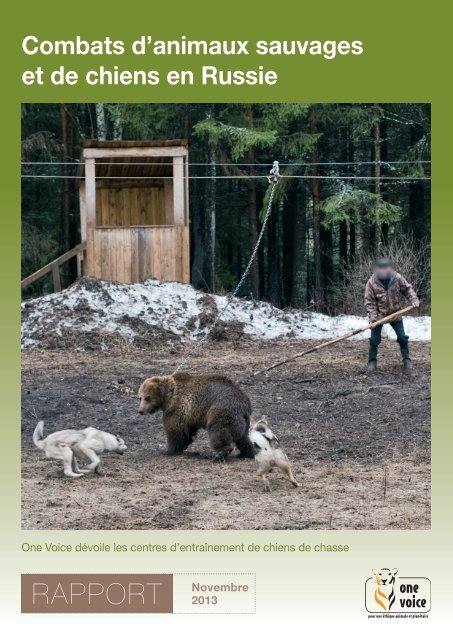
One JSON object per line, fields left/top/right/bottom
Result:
{"left": 375, "top": 265, "right": 392, "bottom": 280}
{"left": 138, "top": 378, "right": 164, "bottom": 415}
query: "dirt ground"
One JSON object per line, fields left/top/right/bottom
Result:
{"left": 21, "top": 337, "right": 431, "bottom": 530}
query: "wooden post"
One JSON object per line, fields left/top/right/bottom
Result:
{"left": 76, "top": 252, "right": 83, "bottom": 278}
{"left": 184, "top": 155, "right": 189, "bottom": 225}
{"left": 79, "top": 183, "right": 87, "bottom": 242}
{"left": 85, "top": 157, "right": 96, "bottom": 275}
{"left": 85, "top": 158, "right": 96, "bottom": 227}
{"left": 172, "top": 156, "right": 185, "bottom": 225}
{"left": 51, "top": 264, "right": 61, "bottom": 292}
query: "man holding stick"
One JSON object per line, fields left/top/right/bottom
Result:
{"left": 365, "top": 257, "right": 420, "bottom": 372}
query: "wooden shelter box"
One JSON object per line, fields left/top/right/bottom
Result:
{"left": 79, "top": 140, "right": 189, "bottom": 283}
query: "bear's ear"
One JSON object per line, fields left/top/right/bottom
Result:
{"left": 249, "top": 416, "right": 256, "bottom": 427}
{"left": 392, "top": 568, "right": 398, "bottom": 576}
{"left": 139, "top": 378, "right": 154, "bottom": 393}
{"left": 158, "top": 378, "right": 170, "bottom": 394}
{"left": 261, "top": 415, "right": 268, "bottom": 424}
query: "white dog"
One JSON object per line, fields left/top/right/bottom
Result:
{"left": 248, "top": 416, "right": 299, "bottom": 492}
{"left": 33, "top": 421, "right": 127, "bottom": 478}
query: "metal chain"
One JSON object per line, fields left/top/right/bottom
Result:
{"left": 173, "top": 165, "right": 280, "bottom": 374}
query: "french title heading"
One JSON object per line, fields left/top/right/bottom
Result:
{"left": 21, "top": 35, "right": 364, "bottom": 88}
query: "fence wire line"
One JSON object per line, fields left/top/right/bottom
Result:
{"left": 21, "top": 174, "right": 431, "bottom": 181}
{"left": 172, "top": 179, "right": 278, "bottom": 374}
{"left": 21, "top": 160, "right": 431, "bottom": 167}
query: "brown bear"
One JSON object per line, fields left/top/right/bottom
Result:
{"left": 138, "top": 372, "right": 254, "bottom": 460}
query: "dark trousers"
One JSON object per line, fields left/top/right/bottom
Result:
{"left": 369, "top": 318, "right": 410, "bottom": 362}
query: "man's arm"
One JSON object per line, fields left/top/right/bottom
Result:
{"left": 398, "top": 274, "right": 420, "bottom": 307}
{"left": 364, "top": 280, "right": 378, "bottom": 321}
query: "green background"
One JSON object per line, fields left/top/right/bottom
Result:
{"left": 1, "top": 0, "right": 449, "bottom": 626}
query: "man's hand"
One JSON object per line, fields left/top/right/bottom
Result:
{"left": 412, "top": 299, "right": 420, "bottom": 308}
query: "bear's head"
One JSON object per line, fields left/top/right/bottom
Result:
{"left": 138, "top": 376, "right": 171, "bottom": 415}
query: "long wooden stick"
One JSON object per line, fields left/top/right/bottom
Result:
{"left": 254, "top": 305, "right": 414, "bottom": 376}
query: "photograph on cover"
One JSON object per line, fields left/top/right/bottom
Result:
{"left": 21, "top": 103, "right": 430, "bottom": 530}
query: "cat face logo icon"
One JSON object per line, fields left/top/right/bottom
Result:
{"left": 371, "top": 568, "right": 398, "bottom": 611}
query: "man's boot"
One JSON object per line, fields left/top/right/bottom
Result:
{"left": 399, "top": 341, "right": 412, "bottom": 371}
{"left": 368, "top": 340, "right": 378, "bottom": 372}
{"left": 403, "top": 358, "right": 413, "bottom": 371}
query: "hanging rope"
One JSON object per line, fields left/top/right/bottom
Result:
{"left": 172, "top": 162, "right": 280, "bottom": 374}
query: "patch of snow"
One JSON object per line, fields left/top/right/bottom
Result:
{"left": 21, "top": 278, "right": 431, "bottom": 350}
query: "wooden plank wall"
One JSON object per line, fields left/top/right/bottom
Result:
{"left": 85, "top": 226, "right": 189, "bottom": 284}
{"left": 95, "top": 186, "right": 168, "bottom": 226}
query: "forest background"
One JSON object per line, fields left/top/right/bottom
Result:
{"left": 21, "top": 103, "right": 431, "bottom": 313}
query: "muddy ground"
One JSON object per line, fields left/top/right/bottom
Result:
{"left": 21, "top": 338, "right": 430, "bottom": 530}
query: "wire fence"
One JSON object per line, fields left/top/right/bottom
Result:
{"left": 21, "top": 159, "right": 431, "bottom": 167}
{"left": 21, "top": 158, "right": 431, "bottom": 183}
{"left": 21, "top": 174, "right": 431, "bottom": 181}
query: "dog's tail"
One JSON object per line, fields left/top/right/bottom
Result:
{"left": 33, "top": 421, "right": 45, "bottom": 449}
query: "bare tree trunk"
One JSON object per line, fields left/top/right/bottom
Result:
{"left": 362, "top": 140, "right": 372, "bottom": 255}
{"left": 339, "top": 125, "right": 349, "bottom": 269}
{"left": 347, "top": 127, "right": 356, "bottom": 263}
{"left": 321, "top": 225, "right": 333, "bottom": 311}
{"left": 266, "top": 204, "right": 281, "bottom": 307}
{"left": 203, "top": 105, "right": 218, "bottom": 292}
{"left": 236, "top": 203, "right": 242, "bottom": 284}
{"left": 60, "top": 104, "right": 70, "bottom": 255}
{"left": 408, "top": 121, "right": 425, "bottom": 240}
{"left": 349, "top": 223, "right": 356, "bottom": 262}
{"left": 86, "top": 103, "right": 97, "bottom": 138}
{"left": 183, "top": 110, "right": 190, "bottom": 139}
{"left": 190, "top": 178, "right": 207, "bottom": 290}
{"left": 96, "top": 103, "right": 107, "bottom": 140}
{"left": 258, "top": 217, "right": 265, "bottom": 298}
{"left": 207, "top": 144, "right": 216, "bottom": 292}
{"left": 339, "top": 221, "right": 348, "bottom": 267}
{"left": 291, "top": 188, "right": 307, "bottom": 307}
{"left": 374, "top": 103, "right": 383, "bottom": 256}
{"left": 309, "top": 108, "right": 324, "bottom": 310}
{"left": 245, "top": 106, "right": 260, "bottom": 298}
{"left": 112, "top": 110, "right": 123, "bottom": 141}
{"left": 282, "top": 187, "right": 294, "bottom": 305}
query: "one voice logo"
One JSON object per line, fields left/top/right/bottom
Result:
{"left": 365, "top": 568, "right": 430, "bottom": 615}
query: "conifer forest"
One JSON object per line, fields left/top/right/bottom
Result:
{"left": 21, "top": 103, "right": 430, "bottom": 313}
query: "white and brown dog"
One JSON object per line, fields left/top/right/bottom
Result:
{"left": 248, "top": 416, "right": 299, "bottom": 492}
{"left": 33, "top": 421, "right": 127, "bottom": 478}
